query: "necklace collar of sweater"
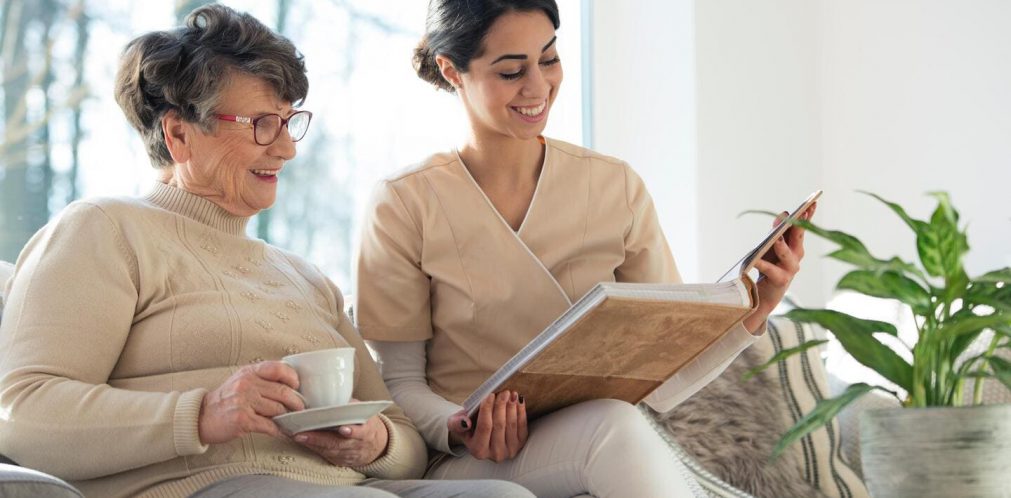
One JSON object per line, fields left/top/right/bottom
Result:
{"left": 144, "top": 182, "right": 251, "bottom": 236}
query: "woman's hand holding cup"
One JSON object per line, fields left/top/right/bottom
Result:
{"left": 198, "top": 347, "right": 356, "bottom": 445}
{"left": 280, "top": 348, "right": 391, "bottom": 466}
{"left": 198, "top": 361, "right": 305, "bottom": 444}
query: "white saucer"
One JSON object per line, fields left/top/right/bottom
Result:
{"left": 273, "top": 400, "right": 393, "bottom": 434}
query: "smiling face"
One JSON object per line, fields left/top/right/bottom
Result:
{"left": 162, "top": 71, "right": 298, "bottom": 217}
{"left": 444, "top": 10, "right": 563, "bottom": 142}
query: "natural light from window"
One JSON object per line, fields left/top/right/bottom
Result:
{"left": 2, "top": 0, "right": 584, "bottom": 290}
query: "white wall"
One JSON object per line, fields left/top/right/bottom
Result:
{"left": 694, "top": 0, "right": 825, "bottom": 301}
{"left": 587, "top": 0, "right": 700, "bottom": 281}
{"left": 590, "top": 1, "right": 1011, "bottom": 306}
{"left": 820, "top": 1, "right": 1011, "bottom": 292}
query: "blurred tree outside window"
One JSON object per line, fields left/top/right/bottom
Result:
{"left": 0, "top": 0, "right": 584, "bottom": 289}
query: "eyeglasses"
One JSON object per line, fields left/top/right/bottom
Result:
{"left": 215, "top": 110, "right": 313, "bottom": 146}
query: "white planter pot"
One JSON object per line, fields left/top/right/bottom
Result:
{"left": 859, "top": 404, "right": 1011, "bottom": 498}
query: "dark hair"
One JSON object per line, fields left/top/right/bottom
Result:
{"left": 414, "top": 0, "right": 560, "bottom": 92}
{"left": 114, "top": 4, "right": 309, "bottom": 168}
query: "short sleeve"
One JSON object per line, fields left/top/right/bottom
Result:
{"left": 615, "top": 165, "right": 682, "bottom": 284}
{"left": 355, "top": 181, "right": 433, "bottom": 341}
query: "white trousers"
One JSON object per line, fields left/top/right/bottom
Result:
{"left": 425, "top": 399, "right": 700, "bottom": 498}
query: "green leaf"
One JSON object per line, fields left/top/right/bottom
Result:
{"left": 742, "top": 340, "right": 829, "bottom": 380}
{"left": 859, "top": 191, "right": 945, "bottom": 283}
{"left": 794, "top": 220, "right": 868, "bottom": 253}
{"left": 837, "top": 270, "right": 931, "bottom": 315}
{"left": 773, "top": 383, "right": 878, "bottom": 458}
{"left": 861, "top": 191, "right": 928, "bottom": 234}
{"left": 993, "top": 324, "right": 1011, "bottom": 341}
{"left": 966, "top": 268, "right": 1011, "bottom": 313}
{"left": 936, "top": 313, "right": 1011, "bottom": 342}
{"left": 916, "top": 193, "right": 969, "bottom": 280}
{"left": 942, "top": 267, "right": 971, "bottom": 307}
{"left": 743, "top": 209, "right": 925, "bottom": 281}
{"left": 975, "top": 267, "right": 1011, "bottom": 284}
{"left": 987, "top": 357, "right": 1011, "bottom": 391}
{"left": 962, "top": 282, "right": 1011, "bottom": 311}
{"left": 786, "top": 309, "right": 913, "bottom": 391}
{"left": 928, "top": 191, "right": 960, "bottom": 225}
{"left": 826, "top": 250, "right": 927, "bottom": 286}
{"left": 950, "top": 327, "right": 988, "bottom": 362}
{"left": 786, "top": 308, "right": 899, "bottom": 336}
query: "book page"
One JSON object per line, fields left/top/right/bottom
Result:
{"left": 600, "top": 280, "right": 750, "bottom": 306}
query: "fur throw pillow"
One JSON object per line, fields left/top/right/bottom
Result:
{"left": 654, "top": 346, "right": 828, "bottom": 498}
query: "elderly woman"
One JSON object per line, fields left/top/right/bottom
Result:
{"left": 354, "top": 1, "right": 813, "bottom": 497}
{"left": 0, "top": 5, "right": 531, "bottom": 498}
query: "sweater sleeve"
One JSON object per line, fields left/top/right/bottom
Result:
{"left": 329, "top": 306, "right": 428, "bottom": 479}
{"left": 368, "top": 340, "right": 466, "bottom": 456}
{"left": 0, "top": 202, "right": 208, "bottom": 480}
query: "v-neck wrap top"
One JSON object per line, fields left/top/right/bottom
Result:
{"left": 355, "top": 138, "right": 680, "bottom": 405}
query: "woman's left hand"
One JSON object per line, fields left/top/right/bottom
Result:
{"left": 292, "top": 399, "right": 389, "bottom": 467}
{"left": 744, "top": 203, "right": 816, "bottom": 332}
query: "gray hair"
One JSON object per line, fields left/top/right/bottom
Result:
{"left": 114, "top": 4, "right": 309, "bottom": 168}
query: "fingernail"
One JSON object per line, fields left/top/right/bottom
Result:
{"left": 511, "top": 391, "right": 518, "bottom": 402}
{"left": 518, "top": 395, "right": 525, "bottom": 405}
{"left": 295, "top": 435, "right": 308, "bottom": 443}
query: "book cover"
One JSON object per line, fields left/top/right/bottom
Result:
{"left": 464, "top": 279, "right": 757, "bottom": 418}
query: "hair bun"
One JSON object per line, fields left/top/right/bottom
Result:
{"left": 413, "top": 37, "right": 453, "bottom": 92}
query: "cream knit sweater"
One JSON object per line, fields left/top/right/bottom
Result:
{"left": 0, "top": 182, "right": 427, "bottom": 497}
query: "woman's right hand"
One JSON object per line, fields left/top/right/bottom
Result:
{"left": 198, "top": 361, "right": 305, "bottom": 445}
{"left": 447, "top": 390, "right": 528, "bottom": 462}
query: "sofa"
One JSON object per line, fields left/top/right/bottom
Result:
{"left": 0, "top": 261, "right": 84, "bottom": 497}
{"left": 650, "top": 314, "right": 873, "bottom": 498}
{"left": 1, "top": 258, "right": 873, "bottom": 498}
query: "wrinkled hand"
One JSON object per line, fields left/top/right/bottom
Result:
{"left": 198, "top": 361, "right": 305, "bottom": 445}
{"left": 745, "top": 202, "right": 817, "bottom": 332}
{"left": 448, "top": 390, "right": 528, "bottom": 462}
{"left": 293, "top": 399, "right": 389, "bottom": 467}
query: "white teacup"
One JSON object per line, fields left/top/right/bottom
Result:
{"left": 282, "top": 347, "right": 355, "bottom": 409}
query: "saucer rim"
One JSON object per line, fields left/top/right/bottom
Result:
{"left": 273, "top": 400, "right": 393, "bottom": 433}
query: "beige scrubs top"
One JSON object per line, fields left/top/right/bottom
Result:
{"left": 355, "top": 138, "right": 680, "bottom": 405}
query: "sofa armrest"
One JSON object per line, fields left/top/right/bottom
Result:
{"left": 0, "top": 464, "right": 83, "bottom": 498}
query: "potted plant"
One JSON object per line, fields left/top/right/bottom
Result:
{"left": 751, "top": 192, "right": 1011, "bottom": 498}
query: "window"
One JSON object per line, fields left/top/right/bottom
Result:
{"left": 0, "top": 0, "right": 584, "bottom": 290}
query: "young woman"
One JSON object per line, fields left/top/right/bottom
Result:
{"left": 354, "top": 1, "right": 811, "bottom": 496}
